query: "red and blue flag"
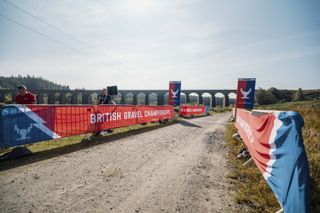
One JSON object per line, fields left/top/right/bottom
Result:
{"left": 236, "top": 78, "right": 256, "bottom": 109}
{"left": 168, "top": 81, "right": 181, "bottom": 106}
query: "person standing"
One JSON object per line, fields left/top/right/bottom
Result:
{"left": 97, "top": 88, "right": 116, "bottom": 105}
{"left": 14, "top": 85, "right": 36, "bottom": 104}
{"left": 96, "top": 88, "right": 116, "bottom": 136}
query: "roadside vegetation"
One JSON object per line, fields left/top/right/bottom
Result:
{"left": 226, "top": 100, "right": 320, "bottom": 212}
{"left": 255, "top": 87, "right": 319, "bottom": 105}
{"left": 210, "top": 107, "right": 231, "bottom": 114}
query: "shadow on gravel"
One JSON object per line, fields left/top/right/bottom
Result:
{"left": 180, "top": 114, "right": 211, "bottom": 119}
{"left": 0, "top": 121, "right": 177, "bottom": 172}
{"left": 178, "top": 120, "right": 202, "bottom": 128}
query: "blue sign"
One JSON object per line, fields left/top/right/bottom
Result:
{"left": 0, "top": 105, "right": 59, "bottom": 148}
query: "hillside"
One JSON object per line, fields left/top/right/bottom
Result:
{"left": 0, "top": 75, "right": 70, "bottom": 90}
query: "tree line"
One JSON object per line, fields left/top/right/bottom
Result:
{"left": 0, "top": 75, "right": 70, "bottom": 90}
{"left": 256, "top": 87, "right": 319, "bottom": 105}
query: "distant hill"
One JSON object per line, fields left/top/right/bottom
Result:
{"left": 0, "top": 75, "right": 70, "bottom": 90}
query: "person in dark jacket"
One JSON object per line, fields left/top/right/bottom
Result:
{"left": 97, "top": 88, "right": 116, "bottom": 105}
{"left": 96, "top": 88, "right": 116, "bottom": 136}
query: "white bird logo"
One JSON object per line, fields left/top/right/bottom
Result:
{"left": 14, "top": 124, "right": 33, "bottom": 141}
{"left": 240, "top": 88, "right": 252, "bottom": 99}
{"left": 171, "top": 89, "right": 179, "bottom": 98}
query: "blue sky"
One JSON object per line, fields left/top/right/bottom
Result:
{"left": 0, "top": 0, "right": 319, "bottom": 89}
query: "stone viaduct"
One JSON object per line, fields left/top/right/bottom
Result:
{"left": 0, "top": 89, "right": 238, "bottom": 107}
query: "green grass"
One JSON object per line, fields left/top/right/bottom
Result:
{"left": 226, "top": 100, "right": 320, "bottom": 212}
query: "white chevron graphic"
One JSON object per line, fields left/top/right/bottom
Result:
{"left": 13, "top": 104, "right": 61, "bottom": 139}
{"left": 240, "top": 88, "right": 252, "bottom": 99}
{"left": 171, "top": 89, "right": 179, "bottom": 98}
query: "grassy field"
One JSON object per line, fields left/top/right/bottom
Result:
{"left": 226, "top": 100, "right": 320, "bottom": 212}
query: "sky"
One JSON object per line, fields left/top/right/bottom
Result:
{"left": 0, "top": 0, "right": 319, "bottom": 90}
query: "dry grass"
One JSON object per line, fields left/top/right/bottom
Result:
{"left": 225, "top": 125, "right": 280, "bottom": 212}
{"left": 226, "top": 100, "right": 320, "bottom": 212}
{"left": 210, "top": 107, "right": 232, "bottom": 114}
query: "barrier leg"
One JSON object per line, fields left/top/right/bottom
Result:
{"left": 242, "top": 157, "right": 253, "bottom": 166}
{"left": 83, "top": 133, "right": 92, "bottom": 141}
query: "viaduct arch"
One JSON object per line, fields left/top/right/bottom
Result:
{"left": 0, "top": 89, "right": 238, "bottom": 107}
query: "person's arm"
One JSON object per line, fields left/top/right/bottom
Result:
{"left": 106, "top": 95, "right": 116, "bottom": 105}
{"left": 14, "top": 94, "right": 20, "bottom": 104}
{"left": 110, "top": 99, "right": 116, "bottom": 105}
{"left": 97, "top": 94, "right": 102, "bottom": 105}
{"left": 30, "top": 93, "right": 36, "bottom": 104}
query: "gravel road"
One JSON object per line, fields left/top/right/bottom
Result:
{"left": 0, "top": 112, "right": 236, "bottom": 213}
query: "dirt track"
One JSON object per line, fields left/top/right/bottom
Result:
{"left": 0, "top": 113, "right": 236, "bottom": 213}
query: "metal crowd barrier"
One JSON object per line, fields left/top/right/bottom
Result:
{"left": 0, "top": 104, "right": 174, "bottom": 148}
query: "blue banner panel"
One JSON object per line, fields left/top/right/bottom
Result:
{"left": 0, "top": 105, "right": 58, "bottom": 148}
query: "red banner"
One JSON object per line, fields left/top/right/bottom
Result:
{"left": 37, "top": 105, "right": 172, "bottom": 137}
{"left": 0, "top": 105, "right": 174, "bottom": 144}
{"left": 179, "top": 105, "right": 207, "bottom": 116}
{"left": 235, "top": 109, "right": 275, "bottom": 174}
